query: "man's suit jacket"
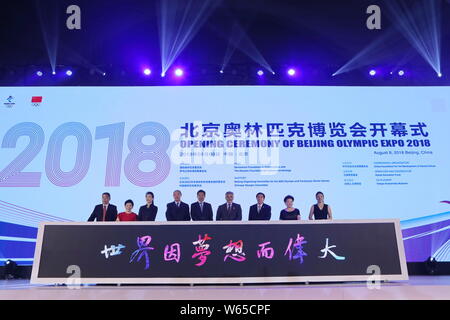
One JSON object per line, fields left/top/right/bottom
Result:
{"left": 166, "top": 201, "right": 190, "bottom": 221}
{"left": 88, "top": 204, "right": 118, "bottom": 222}
{"left": 216, "top": 203, "right": 242, "bottom": 221}
{"left": 248, "top": 203, "right": 272, "bottom": 221}
{"left": 190, "top": 202, "right": 213, "bottom": 221}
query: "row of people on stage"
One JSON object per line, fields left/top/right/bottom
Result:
{"left": 88, "top": 190, "right": 332, "bottom": 222}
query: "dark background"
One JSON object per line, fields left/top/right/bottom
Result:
{"left": 1, "top": 0, "right": 450, "bottom": 85}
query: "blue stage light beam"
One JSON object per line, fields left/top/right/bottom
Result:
{"left": 385, "top": 0, "right": 442, "bottom": 76}
{"left": 60, "top": 44, "right": 106, "bottom": 77}
{"left": 332, "top": 28, "right": 398, "bottom": 76}
{"left": 35, "top": 0, "right": 60, "bottom": 74}
{"left": 220, "top": 22, "right": 245, "bottom": 73}
{"left": 333, "top": 0, "right": 441, "bottom": 77}
{"left": 220, "top": 21, "right": 274, "bottom": 74}
{"left": 157, "top": 0, "right": 220, "bottom": 76}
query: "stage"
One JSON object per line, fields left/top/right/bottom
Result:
{"left": 3, "top": 0, "right": 450, "bottom": 308}
{"left": 0, "top": 276, "right": 449, "bottom": 300}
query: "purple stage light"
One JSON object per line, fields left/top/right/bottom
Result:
{"left": 287, "top": 68, "right": 296, "bottom": 76}
{"left": 36, "top": 71, "right": 43, "bottom": 77}
{"left": 398, "top": 70, "right": 405, "bottom": 76}
{"left": 257, "top": 70, "right": 264, "bottom": 76}
{"left": 66, "top": 70, "right": 73, "bottom": 76}
{"left": 369, "top": 69, "right": 376, "bottom": 76}
{"left": 174, "top": 68, "right": 184, "bottom": 77}
{"left": 143, "top": 68, "right": 151, "bottom": 76}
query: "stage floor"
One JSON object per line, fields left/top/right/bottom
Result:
{"left": 0, "top": 276, "right": 449, "bottom": 300}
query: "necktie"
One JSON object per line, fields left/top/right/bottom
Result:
{"left": 176, "top": 202, "right": 180, "bottom": 208}
{"left": 200, "top": 202, "right": 203, "bottom": 212}
{"left": 227, "top": 204, "right": 231, "bottom": 212}
{"left": 102, "top": 205, "right": 107, "bottom": 221}
{"left": 257, "top": 205, "right": 261, "bottom": 213}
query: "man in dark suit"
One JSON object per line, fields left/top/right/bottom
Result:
{"left": 166, "top": 190, "right": 190, "bottom": 221}
{"left": 249, "top": 192, "right": 272, "bottom": 220}
{"left": 216, "top": 191, "right": 242, "bottom": 221}
{"left": 88, "top": 192, "right": 118, "bottom": 221}
{"left": 190, "top": 189, "right": 213, "bottom": 221}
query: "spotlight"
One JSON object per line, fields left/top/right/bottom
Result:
{"left": 398, "top": 70, "right": 405, "bottom": 76}
{"left": 102, "top": 72, "right": 106, "bottom": 76}
{"left": 257, "top": 70, "right": 264, "bottom": 76}
{"left": 66, "top": 70, "right": 73, "bottom": 76}
{"left": 438, "top": 72, "right": 443, "bottom": 78}
{"left": 143, "top": 68, "right": 151, "bottom": 76}
{"left": 369, "top": 69, "right": 377, "bottom": 76}
{"left": 174, "top": 68, "right": 184, "bottom": 77}
{"left": 219, "top": 70, "right": 224, "bottom": 74}
{"left": 161, "top": 72, "right": 166, "bottom": 77}
{"left": 36, "top": 71, "right": 43, "bottom": 77}
{"left": 287, "top": 68, "right": 296, "bottom": 76}
{"left": 4, "top": 259, "right": 18, "bottom": 279}
{"left": 52, "top": 71, "right": 56, "bottom": 75}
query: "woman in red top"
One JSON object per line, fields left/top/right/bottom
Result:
{"left": 117, "top": 199, "right": 138, "bottom": 221}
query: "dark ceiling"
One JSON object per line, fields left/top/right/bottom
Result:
{"left": 1, "top": 0, "right": 449, "bottom": 85}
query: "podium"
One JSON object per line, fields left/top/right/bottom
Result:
{"left": 31, "top": 219, "right": 408, "bottom": 284}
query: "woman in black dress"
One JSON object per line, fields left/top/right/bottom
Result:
{"left": 280, "top": 195, "right": 301, "bottom": 220}
{"left": 138, "top": 191, "right": 158, "bottom": 221}
{"left": 308, "top": 191, "right": 332, "bottom": 220}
